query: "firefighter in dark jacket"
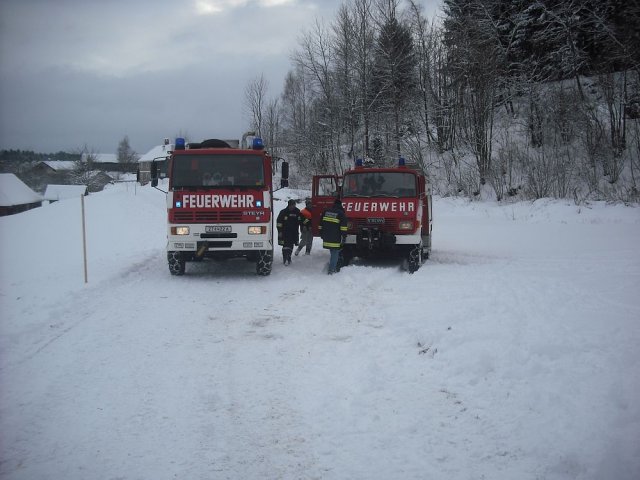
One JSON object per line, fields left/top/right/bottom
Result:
{"left": 276, "top": 199, "right": 301, "bottom": 265}
{"left": 319, "top": 198, "right": 348, "bottom": 274}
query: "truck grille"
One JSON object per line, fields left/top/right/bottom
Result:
{"left": 351, "top": 218, "right": 400, "bottom": 233}
{"left": 171, "top": 211, "right": 244, "bottom": 223}
{"left": 200, "top": 233, "right": 237, "bottom": 239}
{"left": 199, "top": 241, "right": 233, "bottom": 249}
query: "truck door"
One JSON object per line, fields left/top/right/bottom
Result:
{"left": 311, "top": 175, "right": 342, "bottom": 236}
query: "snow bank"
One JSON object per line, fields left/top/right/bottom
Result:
{"left": 1, "top": 183, "right": 639, "bottom": 480}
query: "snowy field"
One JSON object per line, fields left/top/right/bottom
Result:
{"left": 1, "top": 181, "right": 639, "bottom": 480}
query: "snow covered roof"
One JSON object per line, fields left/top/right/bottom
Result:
{"left": 44, "top": 184, "right": 88, "bottom": 201}
{"left": 0, "top": 173, "right": 43, "bottom": 206}
{"left": 139, "top": 144, "right": 174, "bottom": 162}
{"left": 81, "top": 153, "right": 118, "bottom": 163}
{"left": 40, "top": 160, "right": 77, "bottom": 171}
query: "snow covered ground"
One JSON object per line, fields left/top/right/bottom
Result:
{"left": 1, "top": 181, "right": 639, "bottom": 480}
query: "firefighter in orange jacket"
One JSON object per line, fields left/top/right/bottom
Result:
{"left": 295, "top": 199, "right": 314, "bottom": 256}
{"left": 319, "top": 198, "right": 348, "bottom": 274}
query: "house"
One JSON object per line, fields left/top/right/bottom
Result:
{"left": 0, "top": 173, "right": 43, "bottom": 216}
{"left": 81, "top": 153, "right": 137, "bottom": 174}
{"left": 25, "top": 160, "right": 78, "bottom": 192}
{"left": 81, "top": 153, "right": 118, "bottom": 164}
{"left": 138, "top": 139, "right": 173, "bottom": 184}
{"left": 44, "top": 184, "right": 88, "bottom": 203}
{"left": 31, "top": 160, "right": 77, "bottom": 175}
{"left": 87, "top": 171, "right": 114, "bottom": 192}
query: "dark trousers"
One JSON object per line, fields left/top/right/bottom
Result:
{"left": 282, "top": 243, "right": 293, "bottom": 263}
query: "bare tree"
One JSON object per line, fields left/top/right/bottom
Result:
{"left": 117, "top": 135, "right": 138, "bottom": 173}
{"left": 351, "top": 0, "right": 377, "bottom": 157}
{"left": 280, "top": 67, "right": 310, "bottom": 168}
{"left": 371, "top": 0, "right": 417, "bottom": 160}
{"left": 293, "top": 19, "right": 343, "bottom": 174}
{"left": 263, "top": 97, "right": 282, "bottom": 163}
{"left": 408, "top": 0, "right": 434, "bottom": 146}
{"left": 333, "top": 4, "right": 359, "bottom": 160}
{"left": 600, "top": 71, "right": 628, "bottom": 181}
{"left": 70, "top": 145, "right": 103, "bottom": 191}
{"left": 444, "top": 0, "right": 501, "bottom": 185}
{"left": 244, "top": 74, "right": 269, "bottom": 137}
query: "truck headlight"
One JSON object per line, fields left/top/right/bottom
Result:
{"left": 248, "top": 226, "right": 266, "bottom": 234}
{"left": 171, "top": 226, "right": 190, "bottom": 235}
{"left": 398, "top": 220, "right": 414, "bottom": 230}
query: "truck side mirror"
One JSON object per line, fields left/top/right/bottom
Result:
{"left": 281, "top": 161, "right": 289, "bottom": 188}
{"left": 151, "top": 161, "right": 158, "bottom": 188}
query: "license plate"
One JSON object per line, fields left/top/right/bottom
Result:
{"left": 367, "top": 218, "right": 385, "bottom": 224}
{"left": 205, "top": 225, "right": 232, "bottom": 233}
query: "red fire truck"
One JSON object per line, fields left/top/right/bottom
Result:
{"left": 151, "top": 137, "right": 276, "bottom": 276}
{"left": 311, "top": 158, "right": 432, "bottom": 273}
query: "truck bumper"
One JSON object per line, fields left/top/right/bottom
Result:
{"left": 344, "top": 229, "right": 422, "bottom": 257}
{"left": 167, "top": 223, "right": 272, "bottom": 259}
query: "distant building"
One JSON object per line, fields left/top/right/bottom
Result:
{"left": 81, "top": 153, "right": 118, "bottom": 164}
{"left": 31, "top": 160, "right": 77, "bottom": 175}
{"left": 24, "top": 161, "right": 78, "bottom": 193}
{"left": 87, "top": 171, "right": 114, "bottom": 192}
{"left": 0, "top": 173, "right": 43, "bottom": 216}
{"left": 81, "top": 153, "right": 136, "bottom": 173}
{"left": 138, "top": 139, "right": 173, "bottom": 184}
{"left": 44, "top": 184, "right": 88, "bottom": 203}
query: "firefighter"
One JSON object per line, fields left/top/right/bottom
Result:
{"left": 276, "top": 199, "right": 301, "bottom": 265}
{"left": 319, "top": 198, "right": 348, "bottom": 274}
{"left": 295, "top": 199, "right": 313, "bottom": 256}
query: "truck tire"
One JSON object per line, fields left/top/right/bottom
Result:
{"left": 256, "top": 249, "right": 273, "bottom": 276}
{"left": 407, "top": 244, "right": 423, "bottom": 274}
{"left": 168, "top": 251, "right": 186, "bottom": 276}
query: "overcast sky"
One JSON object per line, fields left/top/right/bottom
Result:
{"left": 0, "top": 0, "right": 442, "bottom": 156}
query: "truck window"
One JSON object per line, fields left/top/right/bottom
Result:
{"left": 342, "top": 172, "right": 416, "bottom": 197}
{"left": 318, "top": 177, "right": 339, "bottom": 196}
{"left": 172, "top": 154, "right": 265, "bottom": 188}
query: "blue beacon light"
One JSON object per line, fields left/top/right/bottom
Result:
{"left": 252, "top": 137, "right": 264, "bottom": 150}
{"left": 175, "top": 137, "right": 186, "bottom": 150}
{"left": 355, "top": 158, "right": 363, "bottom": 167}
{"left": 398, "top": 157, "right": 406, "bottom": 166}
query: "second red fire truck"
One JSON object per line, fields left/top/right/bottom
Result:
{"left": 311, "top": 158, "right": 432, "bottom": 273}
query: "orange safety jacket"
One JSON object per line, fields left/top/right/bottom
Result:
{"left": 300, "top": 207, "right": 312, "bottom": 231}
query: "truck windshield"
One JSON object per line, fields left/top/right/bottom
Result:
{"left": 171, "top": 154, "right": 265, "bottom": 188}
{"left": 341, "top": 171, "right": 417, "bottom": 197}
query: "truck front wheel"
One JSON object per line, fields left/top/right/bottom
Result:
{"left": 256, "top": 249, "right": 273, "bottom": 276}
{"left": 168, "top": 251, "right": 186, "bottom": 276}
